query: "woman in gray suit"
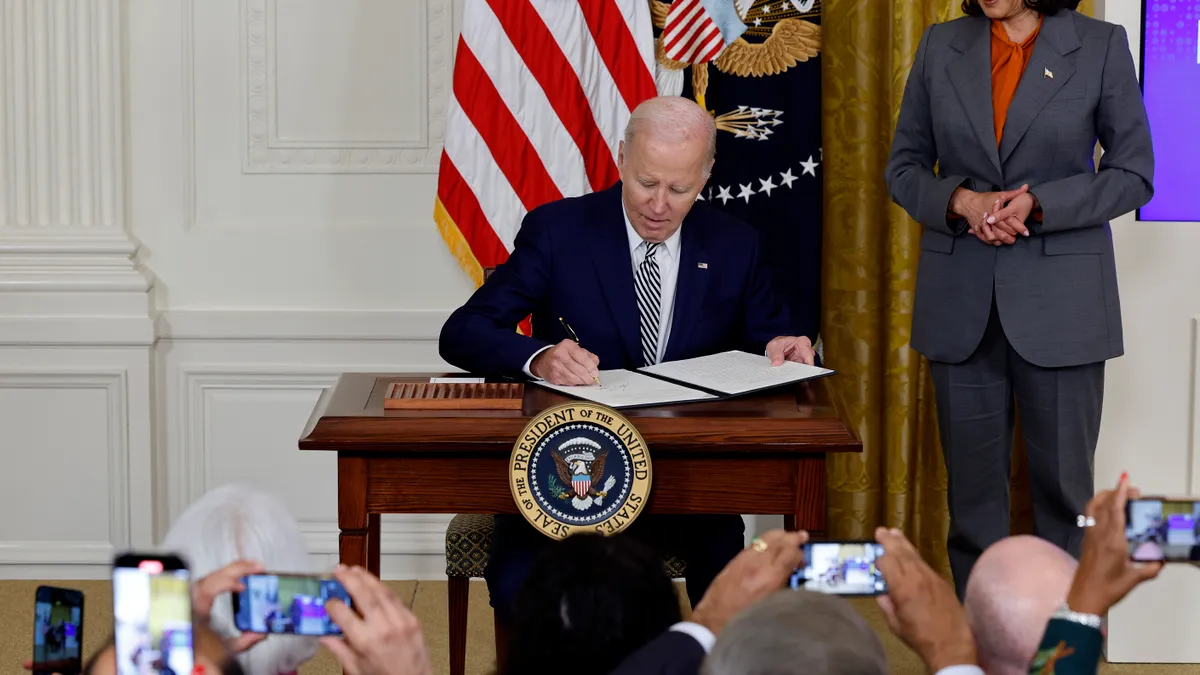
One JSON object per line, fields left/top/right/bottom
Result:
{"left": 884, "top": 0, "right": 1153, "bottom": 595}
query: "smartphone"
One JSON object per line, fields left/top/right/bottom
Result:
{"left": 232, "top": 573, "right": 352, "bottom": 636}
{"left": 112, "top": 553, "right": 193, "bottom": 675}
{"left": 789, "top": 541, "right": 888, "bottom": 596}
{"left": 32, "top": 586, "right": 84, "bottom": 675}
{"left": 1126, "top": 497, "right": 1200, "bottom": 562}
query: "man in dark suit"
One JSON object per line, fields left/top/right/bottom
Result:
{"left": 439, "top": 95, "right": 816, "bottom": 624}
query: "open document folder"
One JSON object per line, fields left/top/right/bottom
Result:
{"left": 532, "top": 350, "right": 835, "bottom": 409}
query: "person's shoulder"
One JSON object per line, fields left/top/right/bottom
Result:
{"left": 687, "top": 201, "right": 759, "bottom": 244}
{"left": 523, "top": 188, "right": 615, "bottom": 232}
{"left": 923, "top": 14, "right": 983, "bottom": 47}
{"left": 1062, "top": 9, "right": 1123, "bottom": 41}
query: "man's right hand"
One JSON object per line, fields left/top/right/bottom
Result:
{"left": 531, "top": 340, "right": 600, "bottom": 385}
{"left": 950, "top": 185, "right": 1030, "bottom": 245}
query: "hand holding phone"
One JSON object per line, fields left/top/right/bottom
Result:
{"left": 112, "top": 554, "right": 193, "bottom": 675}
{"left": 232, "top": 573, "right": 351, "bottom": 636}
{"left": 32, "top": 586, "right": 84, "bottom": 675}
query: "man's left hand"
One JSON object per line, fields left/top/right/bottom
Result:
{"left": 766, "top": 336, "right": 815, "bottom": 366}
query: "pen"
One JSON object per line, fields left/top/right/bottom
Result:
{"left": 559, "top": 317, "right": 601, "bottom": 384}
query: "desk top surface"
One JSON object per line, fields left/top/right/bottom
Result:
{"left": 299, "top": 373, "right": 861, "bottom": 454}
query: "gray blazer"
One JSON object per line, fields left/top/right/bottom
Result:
{"left": 884, "top": 10, "right": 1153, "bottom": 368}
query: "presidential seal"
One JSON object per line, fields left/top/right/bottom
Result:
{"left": 509, "top": 402, "right": 652, "bottom": 539}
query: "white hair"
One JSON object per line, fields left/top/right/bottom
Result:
{"left": 161, "top": 484, "right": 319, "bottom": 675}
{"left": 623, "top": 95, "right": 717, "bottom": 165}
{"left": 700, "top": 590, "right": 888, "bottom": 675}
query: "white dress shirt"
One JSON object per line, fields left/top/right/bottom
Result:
{"left": 522, "top": 204, "right": 683, "bottom": 377}
{"left": 669, "top": 621, "right": 982, "bottom": 675}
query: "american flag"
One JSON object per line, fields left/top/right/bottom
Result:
{"left": 433, "top": 0, "right": 658, "bottom": 302}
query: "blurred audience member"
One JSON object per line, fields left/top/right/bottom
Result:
{"left": 700, "top": 590, "right": 887, "bottom": 675}
{"left": 964, "top": 536, "right": 1077, "bottom": 675}
{"left": 611, "top": 529, "right": 808, "bottom": 675}
{"left": 503, "top": 533, "right": 682, "bottom": 675}
{"left": 162, "top": 485, "right": 319, "bottom": 675}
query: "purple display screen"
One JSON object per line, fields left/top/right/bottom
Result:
{"left": 1139, "top": 1, "right": 1200, "bottom": 221}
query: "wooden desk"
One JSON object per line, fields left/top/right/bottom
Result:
{"left": 299, "top": 373, "right": 861, "bottom": 573}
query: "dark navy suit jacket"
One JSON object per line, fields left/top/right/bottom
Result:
{"left": 439, "top": 183, "right": 796, "bottom": 376}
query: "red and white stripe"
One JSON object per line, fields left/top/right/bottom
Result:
{"left": 661, "top": 0, "right": 724, "bottom": 64}
{"left": 435, "top": 0, "right": 657, "bottom": 287}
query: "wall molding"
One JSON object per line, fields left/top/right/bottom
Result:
{"left": 239, "top": 0, "right": 451, "bottom": 173}
{"left": 0, "top": 369, "right": 131, "bottom": 566}
{"left": 156, "top": 309, "right": 450, "bottom": 341}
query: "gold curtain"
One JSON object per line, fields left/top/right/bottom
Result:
{"left": 821, "top": 0, "right": 1092, "bottom": 576}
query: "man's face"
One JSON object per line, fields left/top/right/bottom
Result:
{"left": 618, "top": 134, "right": 712, "bottom": 243}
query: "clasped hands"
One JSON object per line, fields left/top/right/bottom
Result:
{"left": 531, "top": 335, "right": 816, "bottom": 386}
{"left": 951, "top": 184, "right": 1038, "bottom": 246}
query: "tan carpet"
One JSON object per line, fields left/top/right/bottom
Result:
{"left": 0, "top": 580, "right": 1188, "bottom": 675}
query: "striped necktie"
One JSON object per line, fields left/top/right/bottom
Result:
{"left": 635, "top": 242, "right": 662, "bottom": 366}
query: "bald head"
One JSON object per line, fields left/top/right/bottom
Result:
{"left": 964, "top": 536, "right": 1078, "bottom": 675}
{"left": 623, "top": 95, "right": 717, "bottom": 164}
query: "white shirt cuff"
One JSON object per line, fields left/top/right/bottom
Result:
{"left": 522, "top": 346, "right": 553, "bottom": 379}
{"left": 669, "top": 621, "right": 716, "bottom": 653}
{"left": 934, "top": 665, "right": 983, "bottom": 675}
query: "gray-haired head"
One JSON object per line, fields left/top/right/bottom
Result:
{"left": 622, "top": 95, "right": 717, "bottom": 165}
{"left": 965, "top": 535, "right": 1078, "bottom": 675}
{"left": 617, "top": 96, "right": 716, "bottom": 243}
{"left": 161, "top": 484, "right": 320, "bottom": 675}
{"left": 700, "top": 590, "right": 888, "bottom": 675}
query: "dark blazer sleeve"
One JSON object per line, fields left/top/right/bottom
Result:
{"left": 741, "top": 231, "right": 798, "bottom": 352}
{"left": 884, "top": 24, "right": 972, "bottom": 237}
{"left": 438, "top": 210, "right": 555, "bottom": 378}
{"left": 1030, "top": 25, "right": 1153, "bottom": 232}
{"left": 1027, "top": 618, "right": 1103, "bottom": 675}
{"left": 609, "top": 631, "right": 706, "bottom": 675}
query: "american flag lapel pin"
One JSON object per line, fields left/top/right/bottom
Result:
{"left": 1044, "top": 67, "right": 1053, "bottom": 79}
{"left": 697, "top": 262, "right": 708, "bottom": 269}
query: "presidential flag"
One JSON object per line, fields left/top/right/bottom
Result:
{"left": 434, "top": 0, "right": 659, "bottom": 320}
{"left": 653, "top": 0, "right": 823, "bottom": 343}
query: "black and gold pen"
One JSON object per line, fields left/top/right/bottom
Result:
{"left": 559, "top": 317, "right": 600, "bottom": 384}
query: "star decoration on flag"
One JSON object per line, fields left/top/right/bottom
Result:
{"left": 800, "top": 155, "right": 820, "bottom": 177}
{"left": 779, "top": 168, "right": 797, "bottom": 189}
{"left": 737, "top": 183, "right": 755, "bottom": 203}
{"left": 716, "top": 185, "right": 734, "bottom": 204}
{"left": 758, "top": 176, "right": 777, "bottom": 197}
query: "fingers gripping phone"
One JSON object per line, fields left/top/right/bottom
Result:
{"left": 33, "top": 586, "right": 84, "bottom": 675}
{"left": 113, "top": 554, "right": 193, "bottom": 675}
{"left": 232, "top": 573, "right": 352, "bottom": 636}
{"left": 790, "top": 541, "right": 888, "bottom": 596}
{"left": 1126, "top": 497, "right": 1200, "bottom": 562}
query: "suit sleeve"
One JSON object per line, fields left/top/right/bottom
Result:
{"left": 437, "top": 211, "right": 555, "bottom": 378}
{"left": 884, "top": 24, "right": 972, "bottom": 237}
{"left": 1027, "top": 618, "right": 1103, "bottom": 675}
{"left": 1030, "top": 25, "right": 1154, "bottom": 232}
{"left": 742, "top": 232, "right": 798, "bottom": 352}
{"left": 608, "top": 630, "right": 707, "bottom": 675}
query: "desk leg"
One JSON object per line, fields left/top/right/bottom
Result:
{"left": 794, "top": 457, "right": 827, "bottom": 536}
{"left": 338, "top": 456, "right": 369, "bottom": 568}
{"left": 367, "top": 513, "right": 381, "bottom": 577}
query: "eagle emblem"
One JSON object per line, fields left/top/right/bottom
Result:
{"left": 550, "top": 438, "right": 618, "bottom": 511}
{"left": 651, "top": 0, "right": 822, "bottom": 134}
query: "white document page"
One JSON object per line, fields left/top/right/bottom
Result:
{"left": 429, "top": 377, "right": 486, "bottom": 383}
{"left": 639, "top": 350, "right": 834, "bottom": 396}
{"left": 532, "top": 369, "right": 717, "bottom": 408}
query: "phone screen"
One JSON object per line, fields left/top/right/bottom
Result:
{"left": 790, "top": 541, "right": 887, "bottom": 596}
{"left": 233, "top": 574, "right": 351, "bottom": 636}
{"left": 1126, "top": 498, "right": 1200, "bottom": 562}
{"left": 112, "top": 555, "right": 193, "bottom": 675}
{"left": 33, "top": 586, "right": 84, "bottom": 675}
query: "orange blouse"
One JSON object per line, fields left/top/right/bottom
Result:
{"left": 990, "top": 18, "right": 1042, "bottom": 145}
